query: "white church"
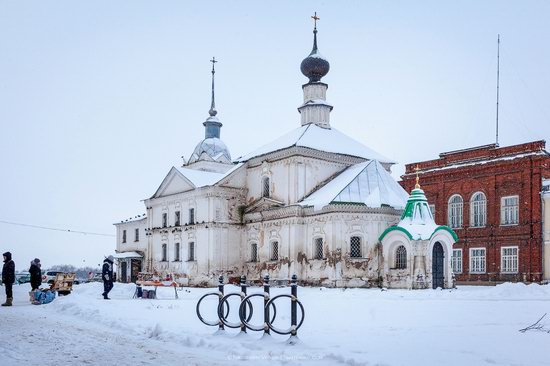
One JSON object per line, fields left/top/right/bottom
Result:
{"left": 114, "top": 20, "right": 457, "bottom": 289}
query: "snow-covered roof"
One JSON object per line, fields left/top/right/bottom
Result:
{"left": 172, "top": 163, "right": 244, "bottom": 188}
{"left": 379, "top": 187, "right": 458, "bottom": 241}
{"left": 299, "top": 160, "right": 408, "bottom": 210}
{"left": 113, "top": 251, "right": 143, "bottom": 259}
{"left": 235, "top": 124, "right": 394, "bottom": 163}
{"left": 114, "top": 214, "right": 147, "bottom": 225}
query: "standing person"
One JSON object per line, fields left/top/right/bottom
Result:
{"left": 29, "top": 258, "right": 42, "bottom": 291}
{"left": 2, "top": 252, "right": 15, "bottom": 306}
{"left": 101, "top": 255, "right": 114, "bottom": 300}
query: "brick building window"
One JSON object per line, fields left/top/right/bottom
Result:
{"left": 188, "top": 242, "right": 195, "bottom": 261}
{"left": 448, "top": 195, "right": 463, "bottom": 228}
{"left": 501, "top": 246, "right": 518, "bottom": 273}
{"left": 175, "top": 211, "right": 180, "bottom": 226}
{"left": 250, "top": 243, "right": 258, "bottom": 262}
{"left": 270, "top": 241, "right": 279, "bottom": 261}
{"left": 452, "top": 249, "right": 462, "bottom": 273}
{"left": 469, "top": 248, "right": 486, "bottom": 274}
{"left": 161, "top": 243, "right": 167, "bottom": 261}
{"left": 395, "top": 245, "right": 407, "bottom": 269}
{"left": 314, "top": 238, "right": 324, "bottom": 259}
{"left": 134, "top": 228, "right": 139, "bottom": 242}
{"left": 501, "top": 196, "right": 519, "bottom": 225}
{"left": 122, "top": 230, "right": 126, "bottom": 243}
{"left": 262, "top": 176, "right": 270, "bottom": 198}
{"left": 162, "top": 213, "right": 167, "bottom": 228}
{"left": 470, "top": 192, "right": 487, "bottom": 227}
{"left": 350, "top": 236, "right": 362, "bottom": 258}
{"left": 174, "top": 243, "right": 180, "bottom": 261}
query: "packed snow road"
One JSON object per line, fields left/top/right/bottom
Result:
{"left": 1, "top": 282, "right": 549, "bottom": 366}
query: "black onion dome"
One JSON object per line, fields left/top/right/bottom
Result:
{"left": 300, "top": 29, "right": 330, "bottom": 82}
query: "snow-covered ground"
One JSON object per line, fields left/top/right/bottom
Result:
{"left": 1, "top": 282, "right": 549, "bottom": 366}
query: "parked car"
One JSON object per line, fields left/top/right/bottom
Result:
{"left": 16, "top": 272, "right": 31, "bottom": 284}
{"left": 43, "top": 271, "right": 64, "bottom": 284}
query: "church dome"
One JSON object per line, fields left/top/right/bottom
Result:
{"left": 300, "top": 29, "right": 330, "bottom": 83}
{"left": 189, "top": 137, "right": 231, "bottom": 164}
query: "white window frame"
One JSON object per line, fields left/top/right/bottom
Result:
{"left": 395, "top": 245, "right": 407, "bottom": 269}
{"left": 122, "top": 230, "right": 126, "bottom": 243}
{"left": 501, "top": 246, "right": 518, "bottom": 274}
{"left": 162, "top": 213, "right": 168, "bottom": 228}
{"left": 469, "top": 247, "right": 486, "bottom": 274}
{"left": 500, "top": 195, "right": 519, "bottom": 226}
{"left": 452, "top": 249, "right": 462, "bottom": 274}
{"left": 470, "top": 192, "right": 487, "bottom": 228}
{"left": 175, "top": 211, "right": 181, "bottom": 226}
{"left": 429, "top": 204, "right": 436, "bottom": 218}
{"left": 134, "top": 228, "right": 139, "bottom": 242}
{"left": 448, "top": 194, "right": 463, "bottom": 229}
{"left": 313, "top": 237, "right": 324, "bottom": 260}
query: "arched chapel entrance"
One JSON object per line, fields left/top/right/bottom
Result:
{"left": 432, "top": 242, "right": 445, "bottom": 289}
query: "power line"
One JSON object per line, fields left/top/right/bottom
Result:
{"left": 0, "top": 220, "right": 115, "bottom": 237}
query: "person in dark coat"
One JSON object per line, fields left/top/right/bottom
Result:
{"left": 29, "top": 258, "right": 42, "bottom": 291}
{"left": 102, "top": 255, "right": 114, "bottom": 300}
{"left": 2, "top": 252, "right": 15, "bottom": 306}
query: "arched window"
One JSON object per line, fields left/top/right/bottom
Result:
{"left": 250, "top": 243, "right": 258, "bottom": 262}
{"left": 188, "top": 242, "right": 195, "bottom": 261}
{"left": 448, "top": 195, "right": 463, "bottom": 228}
{"left": 470, "top": 192, "right": 487, "bottom": 227}
{"left": 270, "top": 241, "right": 279, "bottom": 261}
{"left": 395, "top": 245, "right": 407, "bottom": 269}
{"left": 314, "top": 238, "right": 324, "bottom": 259}
{"left": 262, "top": 176, "right": 270, "bottom": 198}
{"left": 174, "top": 243, "right": 180, "bottom": 261}
{"left": 350, "top": 236, "right": 362, "bottom": 258}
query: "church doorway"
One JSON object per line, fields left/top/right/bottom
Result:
{"left": 432, "top": 242, "right": 445, "bottom": 289}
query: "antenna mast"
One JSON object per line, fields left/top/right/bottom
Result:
{"left": 496, "top": 34, "right": 500, "bottom": 146}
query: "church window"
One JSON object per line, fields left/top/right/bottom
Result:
{"left": 189, "top": 208, "right": 195, "bottom": 225}
{"left": 262, "top": 177, "right": 270, "bottom": 198}
{"left": 270, "top": 241, "right": 279, "bottom": 261}
{"left": 161, "top": 244, "right": 167, "bottom": 262}
{"left": 174, "top": 243, "right": 180, "bottom": 261}
{"left": 470, "top": 192, "right": 487, "bottom": 228}
{"left": 250, "top": 243, "right": 258, "bottom": 262}
{"left": 175, "top": 211, "right": 180, "bottom": 226}
{"left": 395, "top": 245, "right": 407, "bottom": 269}
{"left": 314, "top": 238, "right": 324, "bottom": 259}
{"left": 501, "top": 196, "right": 519, "bottom": 225}
{"left": 162, "top": 213, "right": 167, "bottom": 228}
{"left": 188, "top": 242, "right": 195, "bottom": 261}
{"left": 469, "top": 248, "right": 486, "bottom": 273}
{"left": 122, "top": 230, "right": 126, "bottom": 243}
{"left": 350, "top": 236, "right": 362, "bottom": 258}
{"left": 429, "top": 204, "right": 436, "bottom": 217}
{"left": 448, "top": 195, "right": 463, "bottom": 229}
{"left": 134, "top": 228, "right": 139, "bottom": 242}
{"left": 452, "top": 249, "right": 462, "bottom": 273}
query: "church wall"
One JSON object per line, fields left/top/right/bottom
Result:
{"left": 245, "top": 156, "right": 347, "bottom": 205}
{"left": 241, "top": 211, "right": 398, "bottom": 287}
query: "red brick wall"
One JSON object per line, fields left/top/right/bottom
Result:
{"left": 400, "top": 141, "right": 550, "bottom": 283}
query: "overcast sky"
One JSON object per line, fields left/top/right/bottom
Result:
{"left": 1, "top": 1, "right": 549, "bottom": 270}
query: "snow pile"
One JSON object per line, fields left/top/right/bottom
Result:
{"left": 2, "top": 282, "right": 550, "bottom": 366}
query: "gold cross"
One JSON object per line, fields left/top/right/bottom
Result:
{"left": 311, "top": 12, "right": 320, "bottom": 29}
{"left": 414, "top": 165, "right": 421, "bottom": 189}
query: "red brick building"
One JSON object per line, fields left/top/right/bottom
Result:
{"left": 400, "top": 141, "right": 550, "bottom": 284}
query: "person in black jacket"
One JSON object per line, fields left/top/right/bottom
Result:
{"left": 29, "top": 258, "right": 42, "bottom": 291}
{"left": 102, "top": 255, "right": 114, "bottom": 300}
{"left": 2, "top": 252, "right": 15, "bottom": 306}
